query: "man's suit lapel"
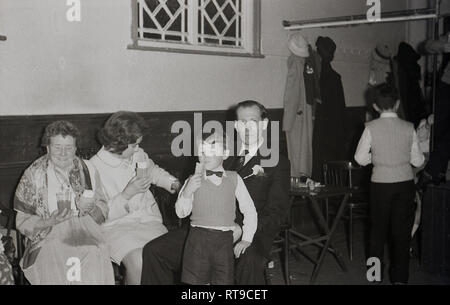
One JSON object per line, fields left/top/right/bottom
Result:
{"left": 237, "top": 150, "right": 263, "bottom": 178}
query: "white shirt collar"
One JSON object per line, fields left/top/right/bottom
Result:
{"left": 95, "top": 146, "right": 129, "bottom": 167}
{"left": 239, "top": 138, "right": 264, "bottom": 158}
{"left": 380, "top": 112, "right": 398, "bottom": 118}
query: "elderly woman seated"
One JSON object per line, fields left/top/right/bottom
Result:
{"left": 14, "top": 120, "right": 114, "bottom": 285}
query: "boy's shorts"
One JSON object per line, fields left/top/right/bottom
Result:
{"left": 182, "top": 226, "right": 234, "bottom": 285}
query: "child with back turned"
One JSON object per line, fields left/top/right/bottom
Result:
{"left": 355, "top": 83, "right": 425, "bottom": 284}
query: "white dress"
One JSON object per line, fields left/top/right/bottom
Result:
{"left": 90, "top": 147, "right": 174, "bottom": 263}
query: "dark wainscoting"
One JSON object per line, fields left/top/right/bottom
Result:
{"left": 0, "top": 109, "right": 287, "bottom": 209}
{"left": 0, "top": 107, "right": 366, "bottom": 228}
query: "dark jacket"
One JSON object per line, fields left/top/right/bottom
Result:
{"left": 224, "top": 151, "right": 291, "bottom": 258}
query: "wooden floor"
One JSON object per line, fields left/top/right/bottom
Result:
{"left": 267, "top": 221, "right": 450, "bottom": 285}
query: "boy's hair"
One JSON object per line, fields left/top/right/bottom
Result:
{"left": 196, "top": 131, "right": 229, "bottom": 151}
{"left": 372, "top": 83, "right": 399, "bottom": 110}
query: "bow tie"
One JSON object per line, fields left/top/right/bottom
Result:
{"left": 206, "top": 170, "right": 223, "bottom": 177}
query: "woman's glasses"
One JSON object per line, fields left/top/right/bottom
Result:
{"left": 50, "top": 145, "right": 76, "bottom": 154}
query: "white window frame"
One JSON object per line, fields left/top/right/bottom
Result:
{"left": 129, "top": 0, "right": 263, "bottom": 57}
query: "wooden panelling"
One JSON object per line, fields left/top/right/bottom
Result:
{"left": 0, "top": 109, "right": 287, "bottom": 210}
{"left": 0, "top": 107, "right": 366, "bottom": 221}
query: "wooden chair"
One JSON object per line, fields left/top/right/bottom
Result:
{"left": 322, "top": 161, "right": 369, "bottom": 261}
{"left": 0, "top": 204, "right": 25, "bottom": 285}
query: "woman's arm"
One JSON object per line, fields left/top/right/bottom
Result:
{"left": 16, "top": 211, "right": 46, "bottom": 239}
{"left": 16, "top": 210, "right": 71, "bottom": 239}
{"left": 144, "top": 154, "right": 177, "bottom": 192}
{"left": 103, "top": 188, "right": 130, "bottom": 221}
{"left": 88, "top": 171, "right": 110, "bottom": 224}
{"left": 14, "top": 168, "right": 70, "bottom": 238}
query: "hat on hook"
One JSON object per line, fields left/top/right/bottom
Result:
{"left": 371, "top": 43, "right": 391, "bottom": 64}
{"left": 287, "top": 32, "right": 309, "bottom": 57}
{"left": 316, "top": 36, "right": 336, "bottom": 61}
{"left": 375, "top": 43, "right": 391, "bottom": 59}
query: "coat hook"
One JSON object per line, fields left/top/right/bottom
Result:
{"left": 0, "top": 35, "right": 7, "bottom": 41}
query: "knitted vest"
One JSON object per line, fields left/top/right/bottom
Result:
{"left": 191, "top": 171, "right": 237, "bottom": 228}
{"left": 366, "top": 117, "right": 414, "bottom": 183}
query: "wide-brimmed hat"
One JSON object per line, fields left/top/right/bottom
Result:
{"left": 376, "top": 43, "right": 391, "bottom": 58}
{"left": 371, "top": 43, "right": 391, "bottom": 64}
{"left": 287, "top": 32, "right": 309, "bottom": 57}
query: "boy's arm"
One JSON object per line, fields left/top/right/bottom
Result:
{"left": 411, "top": 130, "right": 425, "bottom": 168}
{"left": 175, "top": 179, "right": 193, "bottom": 218}
{"left": 354, "top": 127, "right": 372, "bottom": 166}
{"left": 235, "top": 175, "right": 257, "bottom": 243}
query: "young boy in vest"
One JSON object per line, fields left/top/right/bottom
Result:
{"left": 175, "top": 132, "right": 257, "bottom": 285}
{"left": 355, "top": 83, "right": 425, "bottom": 284}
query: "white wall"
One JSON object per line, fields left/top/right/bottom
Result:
{"left": 0, "top": 0, "right": 409, "bottom": 115}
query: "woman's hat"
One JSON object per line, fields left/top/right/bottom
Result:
{"left": 287, "top": 32, "right": 309, "bottom": 57}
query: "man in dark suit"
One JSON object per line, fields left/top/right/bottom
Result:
{"left": 141, "top": 100, "right": 291, "bottom": 284}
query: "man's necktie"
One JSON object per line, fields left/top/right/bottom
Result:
{"left": 236, "top": 149, "right": 249, "bottom": 171}
{"left": 206, "top": 170, "right": 223, "bottom": 177}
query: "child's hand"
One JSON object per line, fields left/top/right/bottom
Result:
{"left": 234, "top": 240, "right": 251, "bottom": 258}
{"left": 232, "top": 224, "right": 242, "bottom": 243}
{"left": 182, "top": 173, "right": 202, "bottom": 198}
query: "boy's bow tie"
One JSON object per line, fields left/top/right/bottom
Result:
{"left": 206, "top": 170, "right": 223, "bottom": 177}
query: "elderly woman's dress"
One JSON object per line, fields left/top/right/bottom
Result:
{"left": 90, "top": 147, "right": 174, "bottom": 264}
{"left": 14, "top": 155, "right": 114, "bottom": 285}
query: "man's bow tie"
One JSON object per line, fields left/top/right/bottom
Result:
{"left": 206, "top": 170, "right": 223, "bottom": 177}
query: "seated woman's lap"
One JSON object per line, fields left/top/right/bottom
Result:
{"left": 25, "top": 218, "right": 113, "bottom": 285}
{"left": 103, "top": 221, "right": 168, "bottom": 264}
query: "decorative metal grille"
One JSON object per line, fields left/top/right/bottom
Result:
{"left": 137, "top": 0, "right": 244, "bottom": 49}
{"left": 198, "top": 0, "right": 242, "bottom": 47}
{"left": 138, "top": 0, "right": 188, "bottom": 42}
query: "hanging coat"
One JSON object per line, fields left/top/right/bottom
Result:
{"left": 312, "top": 37, "right": 347, "bottom": 181}
{"left": 394, "top": 42, "right": 425, "bottom": 127}
{"left": 304, "top": 45, "right": 322, "bottom": 117}
{"left": 368, "top": 48, "right": 391, "bottom": 86}
{"left": 283, "top": 54, "right": 314, "bottom": 177}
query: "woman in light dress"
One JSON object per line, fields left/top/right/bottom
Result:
{"left": 90, "top": 111, "right": 180, "bottom": 284}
